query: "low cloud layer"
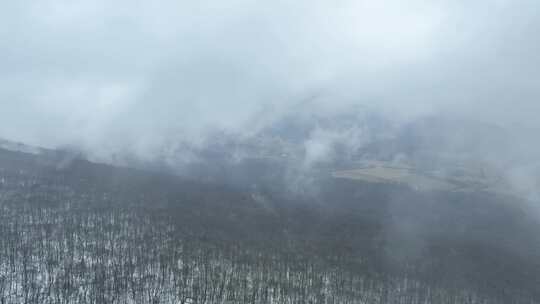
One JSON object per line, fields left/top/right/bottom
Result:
{"left": 1, "top": 0, "right": 540, "bottom": 159}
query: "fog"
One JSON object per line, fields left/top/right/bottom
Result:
{"left": 2, "top": 3, "right": 540, "bottom": 302}
{"left": 1, "top": 0, "right": 540, "bottom": 166}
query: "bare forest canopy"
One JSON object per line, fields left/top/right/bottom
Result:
{"left": 1, "top": 144, "right": 540, "bottom": 304}
{"left": 3, "top": 1, "right": 540, "bottom": 303}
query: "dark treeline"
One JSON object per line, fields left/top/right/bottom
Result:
{"left": 0, "top": 148, "right": 539, "bottom": 303}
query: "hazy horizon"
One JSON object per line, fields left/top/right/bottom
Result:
{"left": 2, "top": 1, "right": 540, "bottom": 155}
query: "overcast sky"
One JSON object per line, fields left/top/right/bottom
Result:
{"left": 1, "top": 0, "right": 539, "bottom": 154}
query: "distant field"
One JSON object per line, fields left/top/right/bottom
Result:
{"left": 333, "top": 160, "right": 517, "bottom": 193}
{"left": 333, "top": 165, "right": 455, "bottom": 191}
{"left": 332, "top": 161, "right": 532, "bottom": 202}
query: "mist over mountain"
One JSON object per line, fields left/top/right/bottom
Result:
{"left": 55, "top": 102, "right": 534, "bottom": 204}
{"left": 2, "top": 119, "right": 540, "bottom": 303}
{"left": 2, "top": 0, "right": 540, "bottom": 151}
{"left": 2, "top": 0, "right": 540, "bottom": 303}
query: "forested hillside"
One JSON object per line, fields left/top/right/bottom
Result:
{"left": 1, "top": 147, "right": 539, "bottom": 304}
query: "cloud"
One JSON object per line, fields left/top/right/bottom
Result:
{"left": 1, "top": 0, "right": 539, "bottom": 160}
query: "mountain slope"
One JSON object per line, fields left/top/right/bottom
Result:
{"left": 1, "top": 144, "right": 540, "bottom": 303}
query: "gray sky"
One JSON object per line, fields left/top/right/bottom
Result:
{"left": 1, "top": 0, "right": 539, "bottom": 155}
